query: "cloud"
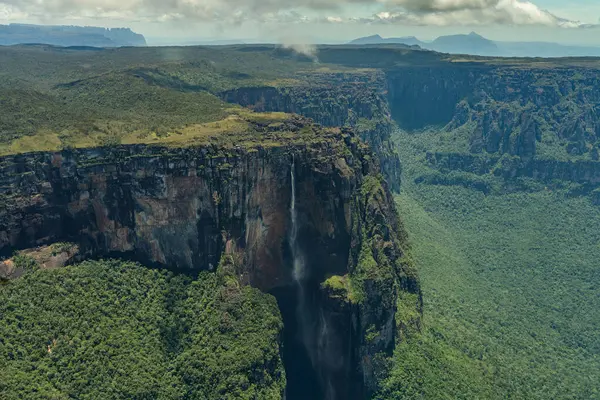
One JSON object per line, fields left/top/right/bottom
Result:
{"left": 0, "top": 0, "right": 347, "bottom": 23}
{"left": 0, "top": 4, "right": 29, "bottom": 20}
{"left": 392, "top": 0, "right": 499, "bottom": 12}
{"left": 367, "top": 0, "right": 591, "bottom": 27}
{"left": 282, "top": 42, "right": 319, "bottom": 59}
{"left": 0, "top": 0, "right": 595, "bottom": 29}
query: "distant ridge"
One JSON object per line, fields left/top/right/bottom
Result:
{"left": 349, "top": 34, "right": 425, "bottom": 47}
{"left": 0, "top": 24, "right": 146, "bottom": 47}
{"left": 349, "top": 32, "right": 600, "bottom": 57}
{"left": 430, "top": 32, "right": 498, "bottom": 55}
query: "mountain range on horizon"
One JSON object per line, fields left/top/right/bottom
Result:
{"left": 0, "top": 23, "right": 146, "bottom": 47}
{"left": 349, "top": 32, "right": 600, "bottom": 57}
{"left": 2, "top": 22, "right": 600, "bottom": 58}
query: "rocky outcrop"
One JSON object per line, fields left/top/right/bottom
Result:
{"left": 0, "top": 120, "right": 419, "bottom": 399}
{"left": 387, "top": 64, "right": 600, "bottom": 196}
{"left": 0, "top": 243, "right": 80, "bottom": 281}
{"left": 220, "top": 72, "right": 401, "bottom": 191}
{"left": 388, "top": 65, "right": 600, "bottom": 160}
{"left": 425, "top": 151, "right": 600, "bottom": 188}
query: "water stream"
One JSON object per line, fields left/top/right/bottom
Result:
{"left": 284, "top": 159, "right": 340, "bottom": 400}
{"left": 289, "top": 159, "right": 313, "bottom": 364}
{"left": 286, "top": 159, "right": 321, "bottom": 398}
{"left": 290, "top": 158, "right": 305, "bottom": 282}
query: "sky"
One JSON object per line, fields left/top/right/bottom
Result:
{"left": 1, "top": 0, "right": 600, "bottom": 45}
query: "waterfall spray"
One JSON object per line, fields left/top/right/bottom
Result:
{"left": 290, "top": 158, "right": 305, "bottom": 282}
{"left": 289, "top": 157, "right": 335, "bottom": 399}
{"left": 289, "top": 158, "right": 313, "bottom": 362}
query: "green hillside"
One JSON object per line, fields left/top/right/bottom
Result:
{"left": 0, "top": 260, "right": 284, "bottom": 399}
{"left": 377, "top": 129, "right": 600, "bottom": 399}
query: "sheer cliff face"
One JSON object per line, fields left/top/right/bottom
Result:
{"left": 387, "top": 64, "right": 600, "bottom": 190}
{"left": 220, "top": 71, "right": 401, "bottom": 192}
{"left": 0, "top": 125, "right": 419, "bottom": 398}
{"left": 388, "top": 65, "right": 600, "bottom": 158}
{"left": 0, "top": 145, "right": 341, "bottom": 288}
{"left": 219, "top": 64, "right": 600, "bottom": 193}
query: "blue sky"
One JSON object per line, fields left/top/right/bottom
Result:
{"left": 1, "top": 0, "right": 600, "bottom": 45}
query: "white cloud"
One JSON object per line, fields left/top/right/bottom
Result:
{"left": 365, "top": 0, "right": 593, "bottom": 28}
{"left": 0, "top": 4, "right": 29, "bottom": 20}
{"left": 0, "top": 0, "right": 594, "bottom": 29}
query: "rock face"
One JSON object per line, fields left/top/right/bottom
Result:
{"left": 220, "top": 72, "right": 401, "bottom": 192}
{"left": 386, "top": 64, "right": 600, "bottom": 194}
{"left": 0, "top": 243, "right": 80, "bottom": 281}
{"left": 427, "top": 152, "right": 600, "bottom": 185}
{"left": 0, "top": 24, "right": 147, "bottom": 47}
{"left": 386, "top": 66, "right": 481, "bottom": 131}
{"left": 388, "top": 65, "right": 600, "bottom": 159}
{"left": 0, "top": 124, "right": 419, "bottom": 399}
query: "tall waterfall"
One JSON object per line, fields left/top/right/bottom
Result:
{"left": 288, "top": 159, "right": 335, "bottom": 400}
{"left": 290, "top": 159, "right": 310, "bottom": 351}
{"left": 289, "top": 159, "right": 316, "bottom": 371}
{"left": 290, "top": 158, "right": 305, "bottom": 282}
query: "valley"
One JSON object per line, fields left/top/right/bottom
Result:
{"left": 377, "top": 129, "right": 600, "bottom": 399}
{"left": 0, "top": 43, "right": 599, "bottom": 399}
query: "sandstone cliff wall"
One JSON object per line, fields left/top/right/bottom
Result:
{"left": 0, "top": 133, "right": 419, "bottom": 398}
{"left": 220, "top": 73, "right": 401, "bottom": 192}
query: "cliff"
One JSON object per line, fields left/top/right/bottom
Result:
{"left": 0, "top": 24, "right": 147, "bottom": 47}
{"left": 0, "top": 117, "right": 419, "bottom": 399}
{"left": 220, "top": 71, "right": 401, "bottom": 192}
{"left": 385, "top": 63, "right": 600, "bottom": 195}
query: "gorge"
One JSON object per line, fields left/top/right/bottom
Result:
{"left": 1, "top": 43, "right": 599, "bottom": 399}
{"left": 0, "top": 116, "right": 419, "bottom": 399}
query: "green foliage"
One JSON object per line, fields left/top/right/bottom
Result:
{"left": 321, "top": 274, "right": 360, "bottom": 304}
{"left": 50, "top": 242, "right": 77, "bottom": 256}
{"left": 356, "top": 117, "right": 378, "bottom": 133}
{"left": 350, "top": 174, "right": 399, "bottom": 306}
{"left": 0, "top": 260, "right": 284, "bottom": 399}
{"left": 350, "top": 238, "right": 377, "bottom": 305}
{"left": 365, "top": 325, "right": 380, "bottom": 343}
{"left": 360, "top": 174, "right": 385, "bottom": 199}
{"left": 11, "top": 253, "right": 39, "bottom": 272}
{"left": 322, "top": 275, "right": 348, "bottom": 291}
{"left": 379, "top": 129, "right": 600, "bottom": 399}
{"left": 0, "top": 46, "right": 308, "bottom": 154}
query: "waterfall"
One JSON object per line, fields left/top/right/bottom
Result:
{"left": 290, "top": 158, "right": 305, "bottom": 282}
{"left": 289, "top": 158, "right": 315, "bottom": 371}
{"left": 288, "top": 158, "right": 335, "bottom": 399}
{"left": 290, "top": 159, "right": 310, "bottom": 350}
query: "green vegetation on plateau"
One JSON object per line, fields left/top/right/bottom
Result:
{"left": 4, "top": 44, "right": 598, "bottom": 158}
{"left": 376, "top": 129, "right": 600, "bottom": 399}
{"left": 0, "top": 45, "right": 360, "bottom": 155}
{"left": 0, "top": 260, "right": 284, "bottom": 399}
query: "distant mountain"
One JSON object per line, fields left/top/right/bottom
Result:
{"left": 495, "top": 41, "right": 600, "bottom": 57}
{"left": 349, "top": 34, "right": 425, "bottom": 47}
{"left": 348, "top": 34, "right": 383, "bottom": 45}
{"left": 0, "top": 24, "right": 146, "bottom": 47}
{"left": 429, "top": 32, "right": 498, "bottom": 55}
{"left": 349, "top": 32, "right": 600, "bottom": 57}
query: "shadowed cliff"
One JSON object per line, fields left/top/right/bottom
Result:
{"left": 0, "top": 117, "right": 420, "bottom": 399}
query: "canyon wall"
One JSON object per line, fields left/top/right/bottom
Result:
{"left": 385, "top": 64, "right": 600, "bottom": 194}
{"left": 220, "top": 72, "right": 401, "bottom": 192}
{"left": 0, "top": 122, "right": 419, "bottom": 399}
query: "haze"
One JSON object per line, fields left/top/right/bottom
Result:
{"left": 1, "top": 0, "right": 600, "bottom": 46}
